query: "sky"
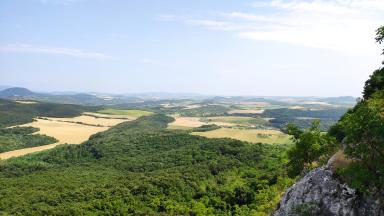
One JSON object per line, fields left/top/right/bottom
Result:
{"left": 0, "top": 0, "right": 383, "bottom": 97}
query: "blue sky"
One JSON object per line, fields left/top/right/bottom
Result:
{"left": 0, "top": 0, "right": 383, "bottom": 96}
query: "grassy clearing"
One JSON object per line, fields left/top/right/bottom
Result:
{"left": 192, "top": 128, "right": 292, "bottom": 144}
{"left": 97, "top": 108, "right": 153, "bottom": 118}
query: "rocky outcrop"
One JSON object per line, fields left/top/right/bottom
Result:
{"left": 272, "top": 166, "right": 383, "bottom": 216}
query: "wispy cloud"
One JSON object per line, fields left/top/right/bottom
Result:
{"left": 0, "top": 44, "right": 109, "bottom": 59}
{"left": 167, "top": 0, "right": 384, "bottom": 55}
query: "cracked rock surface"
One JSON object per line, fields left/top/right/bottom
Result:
{"left": 272, "top": 166, "right": 383, "bottom": 216}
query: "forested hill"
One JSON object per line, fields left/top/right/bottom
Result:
{"left": 0, "top": 99, "right": 99, "bottom": 127}
{"left": 0, "top": 114, "right": 292, "bottom": 215}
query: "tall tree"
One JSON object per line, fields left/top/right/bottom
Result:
{"left": 286, "top": 120, "right": 336, "bottom": 176}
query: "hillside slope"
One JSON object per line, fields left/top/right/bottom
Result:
{"left": 0, "top": 114, "right": 292, "bottom": 215}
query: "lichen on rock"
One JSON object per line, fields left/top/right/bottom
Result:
{"left": 272, "top": 166, "right": 382, "bottom": 216}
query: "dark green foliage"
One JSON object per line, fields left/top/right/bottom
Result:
{"left": 0, "top": 114, "right": 292, "bottom": 215}
{"left": 179, "top": 105, "right": 231, "bottom": 117}
{"left": 0, "top": 99, "right": 99, "bottom": 127}
{"left": 0, "top": 127, "right": 57, "bottom": 153}
{"left": 376, "top": 26, "right": 384, "bottom": 55}
{"left": 191, "top": 124, "right": 221, "bottom": 132}
{"left": 330, "top": 26, "right": 384, "bottom": 194}
{"left": 336, "top": 163, "right": 381, "bottom": 193}
{"left": 336, "top": 98, "right": 384, "bottom": 191}
{"left": 286, "top": 121, "right": 337, "bottom": 177}
{"left": 363, "top": 68, "right": 384, "bottom": 100}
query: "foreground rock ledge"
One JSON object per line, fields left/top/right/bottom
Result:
{"left": 272, "top": 166, "right": 382, "bottom": 216}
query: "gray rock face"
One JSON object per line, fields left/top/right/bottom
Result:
{"left": 272, "top": 166, "right": 382, "bottom": 216}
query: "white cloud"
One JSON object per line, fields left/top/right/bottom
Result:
{"left": 173, "top": 0, "right": 384, "bottom": 55}
{"left": 0, "top": 44, "right": 109, "bottom": 59}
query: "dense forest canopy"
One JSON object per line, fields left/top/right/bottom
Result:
{"left": 0, "top": 127, "right": 57, "bottom": 153}
{"left": 0, "top": 114, "right": 293, "bottom": 215}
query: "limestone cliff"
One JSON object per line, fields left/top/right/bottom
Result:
{"left": 272, "top": 166, "right": 383, "bottom": 216}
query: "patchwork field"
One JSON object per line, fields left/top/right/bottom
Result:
{"left": 17, "top": 118, "right": 110, "bottom": 144}
{"left": 0, "top": 109, "right": 155, "bottom": 159}
{"left": 20, "top": 109, "right": 154, "bottom": 144}
{"left": 0, "top": 118, "right": 111, "bottom": 160}
{"left": 192, "top": 128, "right": 291, "bottom": 144}
{"left": 168, "top": 115, "right": 272, "bottom": 130}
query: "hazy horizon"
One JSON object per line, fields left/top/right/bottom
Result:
{"left": 1, "top": 0, "right": 383, "bottom": 97}
{"left": 0, "top": 85, "right": 360, "bottom": 98}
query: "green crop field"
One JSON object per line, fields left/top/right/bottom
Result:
{"left": 97, "top": 108, "right": 153, "bottom": 118}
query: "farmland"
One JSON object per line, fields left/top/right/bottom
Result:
{"left": 0, "top": 94, "right": 354, "bottom": 215}
{"left": 18, "top": 109, "right": 154, "bottom": 145}
{"left": 19, "top": 118, "right": 110, "bottom": 144}
{"left": 46, "top": 114, "right": 127, "bottom": 127}
{"left": 97, "top": 108, "right": 153, "bottom": 118}
{"left": 192, "top": 128, "right": 292, "bottom": 144}
{"left": 0, "top": 108, "right": 155, "bottom": 159}
{"left": 167, "top": 116, "right": 206, "bottom": 129}
{"left": 202, "top": 116, "right": 269, "bottom": 127}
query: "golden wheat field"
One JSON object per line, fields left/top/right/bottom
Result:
{"left": 168, "top": 116, "right": 206, "bottom": 128}
{"left": 20, "top": 118, "right": 110, "bottom": 144}
{"left": 0, "top": 113, "right": 136, "bottom": 159}
{"left": 47, "top": 115, "right": 127, "bottom": 127}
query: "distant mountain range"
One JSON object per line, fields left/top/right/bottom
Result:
{"left": 0, "top": 87, "right": 36, "bottom": 98}
{"left": 0, "top": 87, "right": 357, "bottom": 106}
{"left": 0, "top": 87, "right": 136, "bottom": 106}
